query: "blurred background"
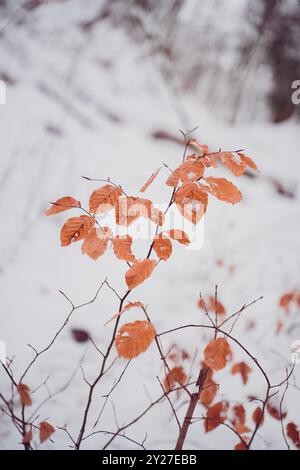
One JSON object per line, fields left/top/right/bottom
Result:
{"left": 0, "top": 0, "right": 299, "bottom": 450}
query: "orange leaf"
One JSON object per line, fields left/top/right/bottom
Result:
{"left": 279, "top": 291, "right": 295, "bottom": 312}
{"left": 175, "top": 182, "right": 208, "bottom": 224}
{"left": 216, "top": 151, "right": 246, "bottom": 176}
{"left": 112, "top": 235, "right": 136, "bottom": 263}
{"left": 17, "top": 384, "right": 32, "bottom": 407}
{"left": 163, "top": 366, "right": 187, "bottom": 392}
{"left": 115, "top": 320, "right": 156, "bottom": 359}
{"left": 286, "top": 422, "right": 300, "bottom": 448}
{"left": 203, "top": 338, "right": 232, "bottom": 371}
{"left": 125, "top": 259, "right": 156, "bottom": 290}
{"left": 104, "top": 301, "right": 144, "bottom": 326}
{"left": 60, "top": 215, "right": 94, "bottom": 247}
{"left": 188, "top": 139, "right": 209, "bottom": 156}
{"left": 44, "top": 197, "right": 80, "bottom": 216}
{"left": 239, "top": 153, "right": 258, "bottom": 172}
{"left": 165, "top": 229, "right": 190, "bottom": 245}
{"left": 231, "top": 362, "right": 252, "bottom": 385}
{"left": 22, "top": 430, "right": 33, "bottom": 444}
{"left": 81, "top": 227, "right": 111, "bottom": 260}
{"left": 205, "top": 401, "right": 228, "bottom": 432}
{"left": 234, "top": 441, "right": 248, "bottom": 450}
{"left": 198, "top": 295, "right": 226, "bottom": 315}
{"left": 153, "top": 234, "right": 172, "bottom": 261}
{"left": 139, "top": 167, "right": 161, "bottom": 193}
{"left": 202, "top": 177, "right": 242, "bottom": 204}
{"left": 89, "top": 184, "right": 122, "bottom": 214}
{"left": 39, "top": 421, "right": 55, "bottom": 444}
{"left": 166, "top": 160, "right": 205, "bottom": 187}
{"left": 116, "top": 197, "right": 163, "bottom": 227}
{"left": 252, "top": 406, "right": 264, "bottom": 427}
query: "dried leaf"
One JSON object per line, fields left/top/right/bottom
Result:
{"left": 231, "top": 362, "right": 252, "bottom": 385}
{"left": 239, "top": 153, "right": 258, "bottom": 172}
{"left": 112, "top": 235, "right": 136, "bottom": 263}
{"left": 116, "top": 197, "right": 163, "bottom": 227}
{"left": 163, "top": 366, "right": 187, "bottom": 392}
{"left": 203, "top": 338, "right": 232, "bottom": 371}
{"left": 215, "top": 152, "right": 247, "bottom": 176}
{"left": 89, "top": 184, "right": 122, "bottom": 214}
{"left": 17, "top": 384, "right": 32, "bottom": 407}
{"left": 115, "top": 320, "right": 156, "bottom": 359}
{"left": 205, "top": 401, "right": 228, "bottom": 432}
{"left": 286, "top": 422, "right": 300, "bottom": 448}
{"left": 199, "top": 372, "right": 218, "bottom": 407}
{"left": 175, "top": 182, "right": 208, "bottom": 224}
{"left": 231, "top": 404, "right": 250, "bottom": 434}
{"left": 104, "top": 301, "right": 144, "bottom": 326}
{"left": 166, "top": 160, "right": 205, "bottom": 187}
{"left": 198, "top": 295, "right": 226, "bottom": 315}
{"left": 71, "top": 328, "right": 90, "bottom": 343}
{"left": 267, "top": 400, "right": 286, "bottom": 421}
{"left": 165, "top": 229, "right": 190, "bottom": 245}
{"left": 60, "top": 215, "right": 94, "bottom": 247}
{"left": 140, "top": 167, "right": 161, "bottom": 192}
{"left": 44, "top": 197, "right": 80, "bottom": 216}
{"left": 39, "top": 421, "right": 55, "bottom": 444}
{"left": 202, "top": 177, "right": 242, "bottom": 204}
{"left": 234, "top": 441, "right": 248, "bottom": 450}
{"left": 252, "top": 406, "right": 264, "bottom": 428}
{"left": 279, "top": 291, "right": 295, "bottom": 312}
{"left": 81, "top": 227, "right": 111, "bottom": 260}
{"left": 125, "top": 259, "right": 156, "bottom": 290}
{"left": 153, "top": 234, "right": 172, "bottom": 261}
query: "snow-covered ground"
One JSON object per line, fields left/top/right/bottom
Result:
{"left": 0, "top": 0, "right": 299, "bottom": 450}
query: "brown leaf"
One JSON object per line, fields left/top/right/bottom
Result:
{"left": 252, "top": 406, "right": 264, "bottom": 428}
{"left": 231, "top": 362, "right": 252, "bottom": 385}
{"left": 140, "top": 167, "right": 161, "bottom": 192}
{"left": 199, "top": 373, "right": 218, "bottom": 407}
{"left": 286, "top": 422, "right": 300, "bottom": 448}
{"left": 205, "top": 401, "right": 228, "bottom": 432}
{"left": 234, "top": 441, "right": 248, "bottom": 450}
{"left": 163, "top": 366, "right": 187, "bottom": 392}
{"left": 231, "top": 404, "right": 250, "bottom": 434}
{"left": 115, "top": 320, "right": 156, "bottom": 359}
{"left": 202, "top": 177, "right": 242, "bottom": 204}
{"left": 203, "top": 338, "right": 232, "bottom": 371}
{"left": 112, "top": 235, "right": 136, "bottom": 263}
{"left": 165, "top": 229, "right": 190, "bottom": 245}
{"left": 81, "top": 227, "right": 111, "bottom": 260}
{"left": 89, "top": 184, "right": 122, "bottom": 214}
{"left": 175, "top": 182, "right": 208, "bottom": 224}
{"left": 39, "top": 421, "right": 55, "bottom": 444}
{"left": 267, "top": 400, "right": 286, "bottom": 421}
{"left": 17, "top": 384, "right": 32, "bottom": 407}
{"left": 60, "top": 215, "right": 94, "bottom": 247}
{"left": 44, "top": 197, "right": 80, "bottom": 216}
{"left": 153, "top": 234, "right": 172, "bottom": 261}
{"left": 279, "top": 291, "right": 295, "bottom": 312}
{"left": 125, "top": 259, "right": 156, "bottom": 290}
{"left": 71, "top": 328, "right": 90, "bottom": 343}
{"left": 116, "top": 197, "right": 163, "bottom": 227}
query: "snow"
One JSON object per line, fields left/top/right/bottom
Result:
{"left": 0, "top": 0, "right": 299, "bottom": 450}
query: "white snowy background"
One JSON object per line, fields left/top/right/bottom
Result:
{"left": 0, "top": 0, "right": 299, "bottom": 450}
